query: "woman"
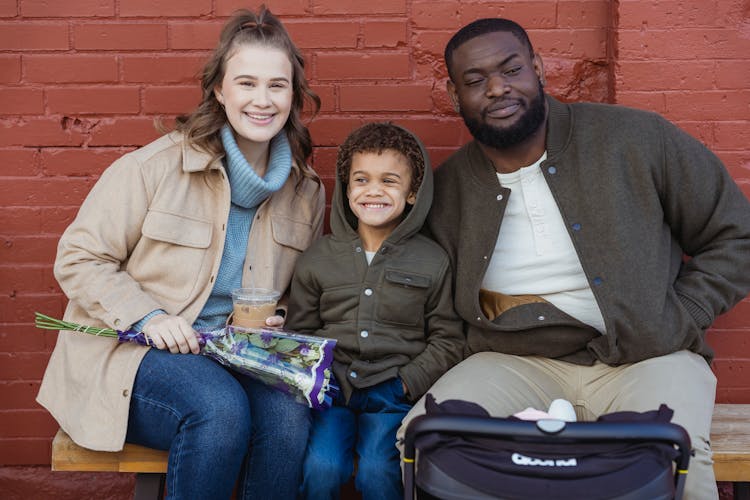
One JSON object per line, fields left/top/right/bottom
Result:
{"left": 37, "top": 7, "right": 324, "bottom": 499}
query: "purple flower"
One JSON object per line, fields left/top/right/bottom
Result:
{"left": 260, "top": 331, "right": 274, "bottom": 345}
{"left": 299, "top": 344, "right": 311, "bottom": 356}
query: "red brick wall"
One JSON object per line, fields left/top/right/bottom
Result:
{"left": 1, "top": 0, "right": 748, "bottom": 473}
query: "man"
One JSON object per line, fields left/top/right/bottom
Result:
{"left": 396, "top": 18, "right": 750, "bottom": 500}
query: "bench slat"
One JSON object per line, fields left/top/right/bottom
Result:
{"left": 51, "top": 430, "right": 168, "bottom": 473}
{"left": 710, "top": 404, "right": 750, "bottom": 482}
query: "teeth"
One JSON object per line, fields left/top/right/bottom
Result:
{"left": 364, "top": 203, "right": 387, "bottom": 208}
{"left": 245, "top": 113, "right": 273, "bottom": 120}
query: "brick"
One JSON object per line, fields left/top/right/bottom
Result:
{"left": 0, "top": 236, "right": 59, "bottom": 265}
{"left": 557, "top": 0, "right": 611, "bottom": 28}
{"left": 47, "top": 87, "right": 141, "bottom": 115}
{"left": 217, "top": 0, "right": 308, "bottom": 16}
{"left": 617, "top": 60, "right": 715, "bottom": 91}
{"left": 316, "top": 52, "right": 410, "bottom": 80}
{"left": 40, "top": 207, "right": 80, "bottom": 234}
{"left": 21, "top": 0, "right": 114, "bottom": 17}
{"left": 0, "top": 118, "right": 85, "bottom": 148}
{"left": 120, "top": 0, "right": 210, "bottom": 17}
{"left": 0, "top": 381, "right": 42, "bottom": 410}
{"left": 0, "top": 178, "right": 96, "bottom": 207}
{"left": 715, "top": 60, "right": 750, "bottom": 90}
{"left": 426, "top": 147, "right": 457, "bottom": 168}
{"left": 530, "top": 29, "right": 607, "bottom": 59}
{"left": 672, "top": 121, "right": 714, "bottom": 148}
{"left": 412, "top": 30, "right": 453, "bottom": 63}
{"left": 0, "top": 23, "right": 69, "bottom": 51}
{"left": 168, "top": 21, "right": 222, "bottom": 50}
{"left": 40, "top": 148, "right": 123, "bottom": 177}
{"left": 24, "top": 55, "right": 118, "bottom": 84}
{"left": 0, "top": 149, "right": 40, "bottom": 176}
{"left": 0, "top": 411, "right": 57, "bottom": 437}
{"left": 89, "top": 117, "right": 162, "bottom": 147}
{"left": 458, "top": 2, "right": 555, "bottom": 29}
{"left": 712, "top": 359, "right": 750, "bottom": 389}
{"left": 0, "top": 205, "right": 79, "bottom": 237}
{"left": 311, "top": 147, "right": 337, "bottom": 178}
{"left": 313, "top": 0, "right": 405, "bottom": 15}
{"left": 0, "top": 265, "right": 58, "bottom": 296}
{"left": 618, "top": 29, "right": 750, "bottom": 60}
{"left": 410, "top": 2, "right": 461, "bottom": 31}
{"left": 617, "top": 1, "right": 723, "bottom": 29}
{"left": 391, "top": 117, "right": 470, "bottom": 147}
{"left": 0, "top": 0, "right": 17, "bottom": 17}
{"left": 0, "top": 55, "right": 21, "bottom": 83}
{"left": 0, "top": 438, "right": 51, "bottom": 465}
{"left": 286, "top": 21, "right": 359, "bottom": 49}
{"left": 0, "top": 88, "right": 44, "bottom": 115}
{"left": 143, "top": 86, "right": 201, "bottom": 114}
{"left": 122, "top": 54, "right": 204, "bottom": 84}
{"left": 614, "top": 91, "right": 666, "bottom": 114}
{"left": 716, "top": 388, "right": 750, "bottom": 404}
{"left": 309, "top": 85, "right": 336, "bottom": 113}
{"left": 339, "top": 84, "right": 433, "bottom": 112}
{"left": 73, "top": 23, "right": 167, "bottom": 50}
{"left": 0, "top": 352, "right": 54, "bottom": 380}
{"left": 715, "top": 122, "right": 750, "bottom": 151}
{"left": 708, "top": 329, "right": 750, "bottom": 360}
{"left": 0, "top": 466, "right": 139, "bottom": 496}
{"left": 363, "top": 21, "right": 407, "bottom": 48}
{"left": 308, "top": 117, "right": 364, "bottom": 147}
{"left": 664, "top": 90, "right": 750, "bottom": 122}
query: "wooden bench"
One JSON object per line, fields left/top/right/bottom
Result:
{"left": 51, "top": 404, "right": 750, "bottom": 499}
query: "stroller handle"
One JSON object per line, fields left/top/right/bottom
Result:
{"left": 402, "top": 414, "right": 691, "bottom": 500}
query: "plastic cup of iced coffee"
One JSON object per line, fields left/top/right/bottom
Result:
{"left": 231, "top": 288, "right": 281, "bottom": 329}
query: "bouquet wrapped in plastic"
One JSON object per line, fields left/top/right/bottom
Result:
{"left": 35, "top": 313, "right": 338, "bottom": 410}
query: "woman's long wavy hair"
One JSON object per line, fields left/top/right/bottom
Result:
{"left": 175, "top": 6, "right": 321, "bottom": 187}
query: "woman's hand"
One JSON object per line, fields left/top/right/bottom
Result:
{"left": 142, "top": 314, "right": 201, "bottom": 354}
{"left": 265, "top": 315, "right": 285, "bottom": 328}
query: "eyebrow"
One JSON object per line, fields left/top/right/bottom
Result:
{"left": 461, "top": 53, "right": 521, "bottom": 77}
{"left": 232, "top": 75, "right": 291, "bottom": 82}
{"left": 351, "top": 170, "right": 403, "bottom": 178}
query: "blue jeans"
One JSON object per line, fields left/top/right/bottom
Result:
{"left": 301, "top": 378, "right": 411, "bottom": 500}
{"left": 126, "top": 348, "right": 311, "bottom": 500}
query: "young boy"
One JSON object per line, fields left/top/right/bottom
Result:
{"left": 286, "top": 122, "right": 464, "bottom": 499}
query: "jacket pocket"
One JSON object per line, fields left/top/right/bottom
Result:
{"left": 376, "top": 269, "right": 431, "bottom": 326}
{"left": 271, "top": 215, "right": 314, "bottom": 252}
{"left": 133, "top": 210, "right": 213, "bottom": 302}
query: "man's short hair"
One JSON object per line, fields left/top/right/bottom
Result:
{"left": 444, "top": 18, "right": 535, "bottom": 80}
{"left": 336, "top": 122, "right": 425, "bottom": 196}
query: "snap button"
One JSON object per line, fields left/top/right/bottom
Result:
{"left": 548, "top": 166, "right": 557, "bottom": 174}
{"left": 572, "top": 223, "right": 581, "bottom": 231}
{"left": 360, "top": 330, "right": 369, "bottom": 338}
{"left": 496, "top": 194, "right": 503, "bottom": 201}
{"left": 364, "top": 288, "right": 373, "bottom": 296}
{"left": 114, "top": 319, "right": 121, "bottom": 327}
{"left": 538, "top": 315, "right": 546, "bottom": 321}
{"left": 122, "top": 389, "right": 129, "bottom": 397}
{"left": 593, "top": 277, "right": 603, "bottom": 286}
{"left": 355, "top": 246, "right": 362, "bottom": 252}
{"left": 350, "top": 371, "right": 358, "bottom": 379}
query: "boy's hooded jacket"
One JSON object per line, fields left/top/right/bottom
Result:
{"left": 286, "top": 126, "right": 464, "bottom": 403}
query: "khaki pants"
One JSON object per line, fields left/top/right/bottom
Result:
{"left": 397, "top": 350, "right": 717, "bottom": 500}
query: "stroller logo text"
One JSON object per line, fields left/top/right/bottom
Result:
{"left": 511, "top": 453, "right": 578, "bottom": 467}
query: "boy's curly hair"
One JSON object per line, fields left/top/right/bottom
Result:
{"left": 336, "top": 122, "right": 425, "bottom": 195}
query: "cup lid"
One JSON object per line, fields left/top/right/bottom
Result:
{"left": 231, "top": 288, "right": 281, "bottom": 303}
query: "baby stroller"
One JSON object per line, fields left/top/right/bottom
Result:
{"left": 402, "top": 395, "right": 691, "bottom": 500}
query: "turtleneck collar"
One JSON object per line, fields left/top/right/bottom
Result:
{"left": 220, "top": 124, "right": 293, "bottom": 209}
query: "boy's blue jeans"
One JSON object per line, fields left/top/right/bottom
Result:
{"left": 125, "top": 348, "right": 311, "bottom": 500}
{"left": 301, "top": 377, "right": 412, "bottom": 500}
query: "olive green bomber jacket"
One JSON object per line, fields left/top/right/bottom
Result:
{"left": 428, "top": 96, "right": 750, "bottom": 365}
{"left": 286, "top": 126, "right": 465, "bottom": 402}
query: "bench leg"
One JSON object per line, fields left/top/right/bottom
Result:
{"left": 133, "top": 472, "right": 165, "bottom": 500}
{"left": 735, "top": 482, "right": 750, "bottom": 500}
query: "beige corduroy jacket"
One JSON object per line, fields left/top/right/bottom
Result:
{"left": 37, "top": 131, "right": 325, "bottom": 451}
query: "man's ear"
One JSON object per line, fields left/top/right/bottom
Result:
{"left": 447, "top": 79, "right": 460, "bottom": 113}
{"left": 533, "top": 52, "right": 546, "bottom": 87}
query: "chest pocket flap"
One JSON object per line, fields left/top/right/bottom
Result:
{"left": 385, "top": 269, "right": 430, "bottom": 288}
{"left": 142, "top": 210, "right": 212, "bottom": 248}
{"left": 271, "top": 215, "right": 314, "bottom": 251}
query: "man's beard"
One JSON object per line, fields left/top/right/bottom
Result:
{"left": 461, "top": 81, "right": 546, "bottom": 150}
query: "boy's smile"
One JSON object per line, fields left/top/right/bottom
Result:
{"left": 347, "top": 150, "right": 417, "bottom": 250}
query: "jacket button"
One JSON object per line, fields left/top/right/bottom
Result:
{"left": 572, "top": 223, "right": 581, "bottom": 231}
{"left": 350, "top": 371, "right": 358, "bottom": 379}
{"left": 114, "top": 319, "right": 121, "bottom": 327}
{"left": 593, "top": 277, "right": 603, "bottom": 286}
{"left": 360, "top": 330, "right": 369, "bottom": 338}
{"left": 548, "top": 166, "right": 557, "bottom": 174}
{"left": 538, "top": 315, "right": 546, "bottom": 321}
{"left": 122, "top": 389, "right": 129, "bottom": 397}
{"left": 496, "top": 194, "right": 503, "bottom": 201}
{"left": 355, "top": 246, "right": 362, "bottom": 252}
{"left": 476, "top": 316, "right": 481, "bottom": 321}
{"left": 364, "top": 288, "right": 373, "bottom": 296}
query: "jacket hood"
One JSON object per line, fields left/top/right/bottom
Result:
{"left": 329, "top": 124, "right": 433, "bottom": 246}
